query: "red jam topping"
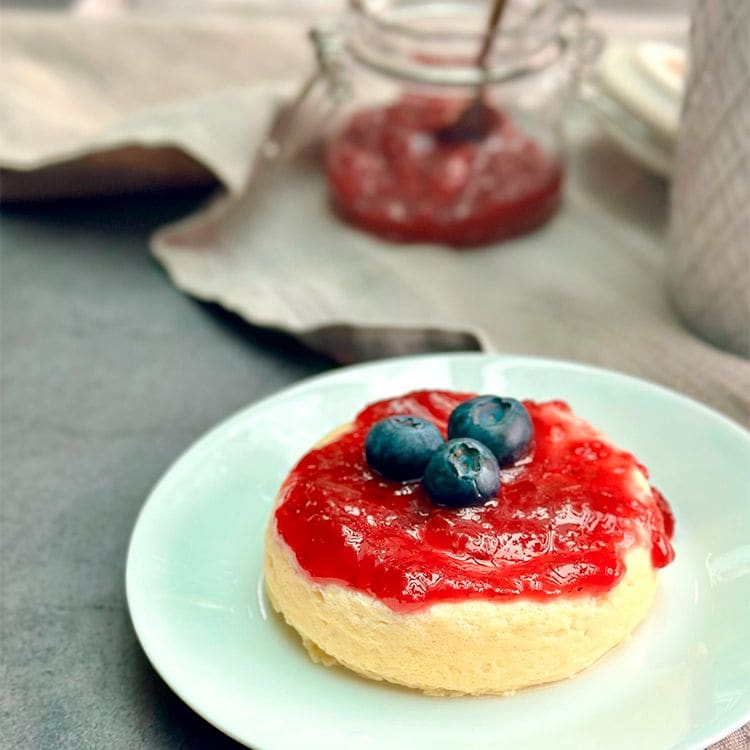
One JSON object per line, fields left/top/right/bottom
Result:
{"left": 274, "top": 391, "right": 675, "bottom": 612}
{"left": 324, "top": 96, "right": 563, "bottom": 247}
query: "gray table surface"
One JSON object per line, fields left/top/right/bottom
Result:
{"left": 1, "top": 189, "right": 333, "bottom": 749}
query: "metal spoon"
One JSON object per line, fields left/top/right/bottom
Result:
{"left": 436, "top": 0, "right": 509, "bottom": 144}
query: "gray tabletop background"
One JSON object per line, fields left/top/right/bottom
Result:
{"left": 1, "top": 188, "right": 332, "bottom": 749}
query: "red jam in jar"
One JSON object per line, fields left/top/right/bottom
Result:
{"left": 325, "top": 96, "right": 563, "bottom": 247}
{"left": 274, "top": 390, "right": 675, "bottom": 612}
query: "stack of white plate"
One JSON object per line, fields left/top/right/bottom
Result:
{"left": 586, "top": 41, "right": 686, "bottom": 178}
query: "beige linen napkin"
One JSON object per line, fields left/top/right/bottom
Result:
{"left": 1, "top": 9, "right": 749, "bottom": 748}
{"left": 0, "top": 11, "right": 310, "bottom": 197}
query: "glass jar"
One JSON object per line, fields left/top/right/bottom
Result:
{"left": 287, "top": 0, "right": 598, "bottom": 248}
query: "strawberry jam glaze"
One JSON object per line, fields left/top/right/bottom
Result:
{"left": 274, "top": 391, "right": 675, "bottom": 612}
{"left": 324, "top": 96, "right": 563, "bottom": 247}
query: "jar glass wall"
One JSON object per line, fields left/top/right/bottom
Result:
{"left": 317, "top": 0, "right": 587, "bottom": 247}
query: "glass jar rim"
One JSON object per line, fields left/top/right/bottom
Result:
{"left": 350, "top": 0, "right": 567, "bottom": 43}
{"left": 344, "top": 0, "right": 581, "bottom": 86}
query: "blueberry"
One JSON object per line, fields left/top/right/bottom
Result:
{"left": 448, "top": 395, "right": 533, "bottom": 466}
{"left": 423, "top": 438, "right": 500, "bottom": 507}
{"left": 365, "top": 415, "right": 444, "bottom": 481}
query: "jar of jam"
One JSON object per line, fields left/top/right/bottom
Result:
{"left": 289, "top": 0, "right": 599, "bottom": 248}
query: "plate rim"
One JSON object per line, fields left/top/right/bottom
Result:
{"left": 125, "top": 352, "right": 750, "bottom": 750}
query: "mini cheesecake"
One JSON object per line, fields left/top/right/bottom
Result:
{"left": 264, "top": 390, "right": 675, "bottom": 695}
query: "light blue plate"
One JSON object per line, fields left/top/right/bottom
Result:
{"left": 126, "top": 354, "right": 750, "bottom": 750}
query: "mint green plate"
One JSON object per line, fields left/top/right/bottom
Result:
{"left": 126, "top": 354, "right": 750, "bottom": 750}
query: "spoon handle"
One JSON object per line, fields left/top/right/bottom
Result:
{"left": 476, "top": 0, "right": 509, "bottom": 70}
